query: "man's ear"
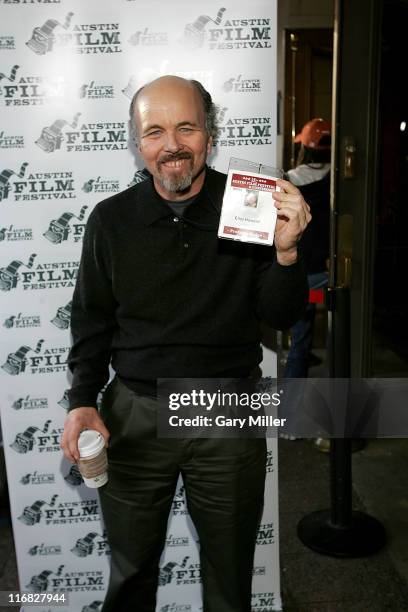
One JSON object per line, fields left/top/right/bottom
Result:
{"left": 206, "top": 136, "right": 213, "bottom": 156}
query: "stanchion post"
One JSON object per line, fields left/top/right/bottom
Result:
{"left": 296, "top": 286, "right": 386, "bottom": 557}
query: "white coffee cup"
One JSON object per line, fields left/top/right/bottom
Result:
{"left": 77, "top": 429, "right": 108, "bottom": 488}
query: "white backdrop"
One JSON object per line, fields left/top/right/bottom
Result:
{"left": 0, "top": 1, "right": 281, "bottom": 610}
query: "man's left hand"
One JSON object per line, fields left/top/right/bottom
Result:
{"left": 272, "top": 179, "right": 312, "bottom": 265}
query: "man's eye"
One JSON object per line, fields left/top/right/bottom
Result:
{"left": 179, "top": 127, "right": 193, "bottom": 133}
{"left": 146, "top": 130, "right": 162, "bottom": 137}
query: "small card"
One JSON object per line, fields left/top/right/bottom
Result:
{"left": 218, "top": 158, "right": 282, "bottom": 246}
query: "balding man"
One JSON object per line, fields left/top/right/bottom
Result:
{"left": 61, "top": 76, "right": 310, "bottom": 612}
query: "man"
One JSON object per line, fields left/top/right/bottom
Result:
{"left": 61, "top": 76, "right": 311, "bottom": 612}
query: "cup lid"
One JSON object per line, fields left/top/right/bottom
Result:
{"left": 78, "top": 429, "right": 104, "bottom": 458}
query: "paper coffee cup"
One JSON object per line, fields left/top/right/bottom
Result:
{"left": 77, "top": 430, "right": 108, "bottom": 488}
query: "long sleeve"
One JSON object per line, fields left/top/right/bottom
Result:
{"left": 67, "top": 208, "right": 117, "bottom": 411}
{"left": 255, "top": 249, "right": 309, "bottom": 330}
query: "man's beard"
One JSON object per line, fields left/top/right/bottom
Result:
{"left": 157, "top": 152, "right": 194, "bottom": 193}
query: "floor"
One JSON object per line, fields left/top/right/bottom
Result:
{"left": 1, "top": 434, "right": 408, "bottom": 612}
{"left": 1, "top": 339, "right": 408, "bottom": 611}
{"left": 278, "top": 437, "right": 408, "bottom": 611}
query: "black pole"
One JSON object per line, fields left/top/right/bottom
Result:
{"left": 328, "top": 287, "right": 352, "bottom": 528}
{"left": 297, "top": 286, "right": 386, "bottom": 557}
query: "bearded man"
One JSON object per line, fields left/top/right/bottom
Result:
{"left": 61, "top": 76, "right": 311, "bottom": 612}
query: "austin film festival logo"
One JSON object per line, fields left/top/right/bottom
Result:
{"left": 256, "top": 522, "right": 274, "bottom": 546}
{"left": 36, "top": 114, "right": 127, "bottom": 153}
{"left": 0, "top": 254, "right": 79, "bottom": 291}
{"left": 2, "top": 340, "right": 68, "bottom": 375}
{"left": 18, "top": 494, "right": 59, "bottom": 525}
{"left": 0, "top": 162, "right": 28, "bottom": 202}
{"left": 181, "top": 8, "right": 272, "bottom": 50}
{"left": 0, "top": 35, "right": 15, "bottom": 50}
{"left": 25, "top": 564, "right": 106, "bottom": 594}
{"left": 35, "top": 112, "right": 80, "bottom": 153}
{"left": 20, "top": 471, "right": 55, "bottom": 486}
{"left": 1, "top": 338, "right": 44, "bottom": 375}
{"left": 9, "top": 419, "right": 62, "bottom": 454}
{"left": 159, "top": 556, "right": 201, "bottom": 587}
{"left": 11, "top": 394, "right": 48, "bottom": 411}
{"left": 28, "top": 543, "right": 62, "bottom": 557}
{"left": 79, "top": 80, "right": 114, "bottom": 100}
{"left": 171, "top": 484, "right": 188, "bottom": 516}
{"left": 251, "top": 593, "right": 275, "bottom": 610}
{"left": 0, "top": 129, "right": 24, "bottom": 149}
{"left": 64, "top": 464, "right": 84, "bottom": 486}
{"left": 26, "top": 13, "right": 122, "bottom": 55}
{"left": 82, "top": 176, "right": 119, "bottom": 194}
{"left": 43, "top": 206, "right": 88, "bottom": 244}
{"left": 71, "top": 530, "right": 110, "bottom": 557}
{"left": 58, "top": 389, "right": 70, "bottom": 410}
{"left": 0, "top": 224, "right": 33, "bottom": 242}
{"left": 213, "top": 107, "right": 272, "bottom": 147}
{"left": 81, "top": 602, "right": 104, "bottom": 612}
{"left": 266, "top": 449, "right": 274, "bottom": 474}
{"left": 3, "top": 312, "right": 41, "bottom": 329}
{"left": 0, "top": 163, "right": 76, "bottom": 202}
{"left": 51, "top": 301, "right": 72, "bottom": 329}
{"left": 222, "top": 74, "right": 261, "bottom": 94}
{"left": 166, "top": 534, "right": 189, "bottom": 548}
{"left": 0, "top": 64, "right": 67, "bottom": 107}
{"left": 128, "top": 27, "right": 168, "bottom": 46}
{"left": 18, "top": 496, "right": 100, "bottom": 527}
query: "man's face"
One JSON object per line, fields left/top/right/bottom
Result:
{"left": 245, "top": 193, "right": 258, "bottom": 207}
{"left": 133, "top": 78, "right": 212, "bottom": 200}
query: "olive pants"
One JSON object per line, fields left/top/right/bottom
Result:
{"left": 99, "top": 377, "right": 267, "bottom": 612}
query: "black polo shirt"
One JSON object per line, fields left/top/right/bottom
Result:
{"left": 67, "top": 168, "right": 308, "bottom": 409}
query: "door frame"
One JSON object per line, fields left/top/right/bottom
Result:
{"left": 330, "top": 0, "right": 383, "bottom": 376}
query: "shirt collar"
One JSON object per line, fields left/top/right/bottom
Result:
{"left": 137, "top": 167, "right": 221, "bottom": 229}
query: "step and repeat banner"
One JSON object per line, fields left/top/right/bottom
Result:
{"left": 0, "top": 1, "right": 281, "bottom": 610}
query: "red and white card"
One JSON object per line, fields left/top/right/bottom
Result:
{"left": 218, "top": 158, "right": 282, "bottom": 246}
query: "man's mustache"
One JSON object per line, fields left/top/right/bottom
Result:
{"left": 158, "top": 152, "right": 193, "bottom": 165}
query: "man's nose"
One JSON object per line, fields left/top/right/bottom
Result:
{"left": 163, "top": 130, "right": 182, "bottom": 152}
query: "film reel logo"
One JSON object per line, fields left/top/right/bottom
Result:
{"left": 51, "top": 300, "right": 72, "bottom": 329}
{"left": 35, "top": 112, "right": 81, "bottom": 153}
{"left": 9, "top": 418, "right": 51, "bottom": 453}
{"left": 18, "top": 494, "right": 58, "bottom": 526}
{"left": 0, "top": 64, "right": 19, "bottom": 83}
{"left": 25, "top": 564, "right": 65, "bottom": 592}
{"left": 159, "top": 556, "right": 189, "bottom": 586}
{"left": 64, "top": 463, "right": 83, "bottom": 486}
{"left": 183, "top": 8, "right": 226, "bottom": 48}
{"left": 26, "top": 13, "right": 74, "bottom": 55}
{"left": 0, "top": 162, "right": 28, "bottom": 202}
{"left": 81, "top": 602, "right": 103, "bottom": 612}
{"left": 71, "top": 530, "right": 110, "bottom": 557}
{"left": 43, "top": 205, "right": 87, "bottom": 243}
{"left": 1, "top": 338, "right": 43, "bottom": 375}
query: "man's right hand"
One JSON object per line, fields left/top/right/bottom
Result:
{"left": 60, "top": 407, "right": 110, "bottom": 463}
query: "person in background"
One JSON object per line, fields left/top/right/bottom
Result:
{"left": 284, "top": 118, "right": 331, "bottom": 379}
